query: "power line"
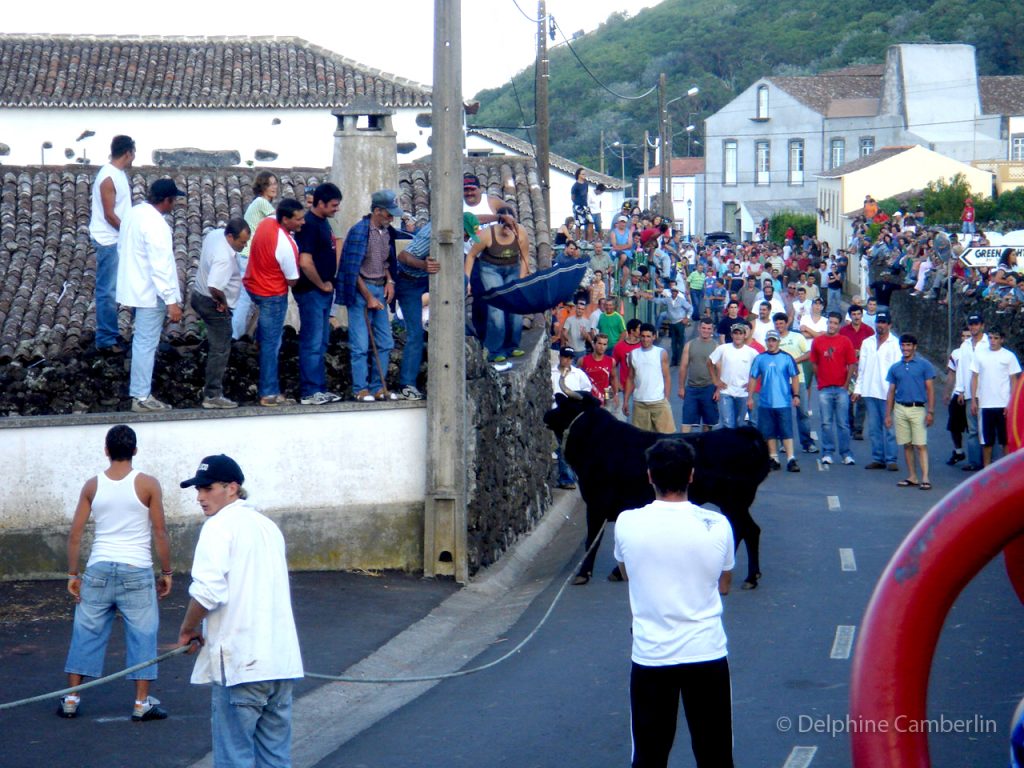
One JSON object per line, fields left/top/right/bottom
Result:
{"left": 551, "top": 17, "right": 658, "bottom": 101}
{"left": 509, "top": 0, "right": 543, "bottom": 23}
{"left": 509, "top": 72, "right": 536, "bottom": 148}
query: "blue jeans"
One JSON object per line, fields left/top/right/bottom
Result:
{"left": 689, "top": 288, "right": 703, "bottom": 320}
{"left": 212, "top": 680, "right": 293, "bottom": 768}
{"left": 475, "top": 261, "right": 522, "bottom": 358}
{"left": 718, "top": 394, "right": 747, "bottom": 428}
{"left": 395, "top": 274, "right": 429, "bottom": 388}
{"left": 92, "top": 239, "right": 120, "bottom": 348}
{"left": 865, "top": 396, "right": 897, "bottom": 464}
{"left": 129, "top": 300, "right": 166, "bottom": 399}
{"left": 349, "top": 283, "right": 394, "bottom": 395}
{"left": 64, "top": 562, "right": 158, "bottom": 681}
{"left": 556, "top": 447, "right": 576, "bottom": 486}
{"left": 818, "top": 386, "right": 852, "bottom": 458}
{"left": 964, "top": 400, "right": 981, "bottom": 466}
{"left": 295, "top": 290, "right": 333, "bottom": 398}
{"left": 249, "top": 292, "right": 288, "bottom": 398}
{"left": 827, "top": 287, "right": 841, "bottom": 312}
{"left": 795, "top": 381, "right": 814, "bottom": 448}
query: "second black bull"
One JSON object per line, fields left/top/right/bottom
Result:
{"left": 544, "top": 392, "right": 771, "bottom": 588}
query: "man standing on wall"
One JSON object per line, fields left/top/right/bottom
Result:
{"left": 116, "top": 179, "right": 185, "bottom": 412}
{"left": 60, "top": 425, "right": 172, "bottom": 721}
{"left": 571, "top": 168, "right": 594, "bottom": 243}
{"left": 178, "top": 455, "right": 303, "bottom": 767}
{"left": 89, "top": 135, "right": 135, "bottom": 353}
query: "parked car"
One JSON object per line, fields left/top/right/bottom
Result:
{"left": 704, "top": 231, "right": 734, "bottom": 246}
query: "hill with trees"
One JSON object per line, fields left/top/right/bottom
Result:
{"left": 470, "top": 0, "right": 1022, "bottom": 185}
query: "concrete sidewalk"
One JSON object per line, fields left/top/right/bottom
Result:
{"left": 0, "top": 491, "right": 585, "bottom": 768}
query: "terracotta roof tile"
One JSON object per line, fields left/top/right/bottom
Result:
{"left": 0, "top": 34, "right": 431, "bottom": 109}
{"left": 642, "top": 158, "right": 705, "bottom": 177}
{"left": 0, "top": 158, "right": 545, "bottom": 362}
{"left": 979, "top": 76, "right": 1024, "bottom": 117}
{"left": 766, "top": 72, "right": 883, "bottom": 116}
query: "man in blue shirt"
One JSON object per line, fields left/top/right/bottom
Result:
{"left": 748, "top": 330, "right": 801, "bottom": 472}
{"left": 885, "top": 334, "right": 936, "bottom": 489}
{"left": 705, "top": 278, "right": 728, "bottom": 325}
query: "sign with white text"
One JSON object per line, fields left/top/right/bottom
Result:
{"left": 958, "top": 246, "right": 1021, "bottom": 268}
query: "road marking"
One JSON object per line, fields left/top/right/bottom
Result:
{"left": 783, "top": 746, "right": 818, "bottom": 768}
{"left": 831, "top": 625, "right": 857, "bottom": 659}
{"left": 839, "top": 548, "right": 857, "bottom": 571}
{"left": 827, "top": 495, "right": 841, "bottom": 511}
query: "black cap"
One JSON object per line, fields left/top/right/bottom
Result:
{"left": 150, "top": 178, "right": 186, "bottom": 200}
{"left": 180, "top": 454, "right": 244, "bottom": 488}
{"left": 559, "top": 347, "right": 575, "bottom": 357}
{"left": 876, "top": 311, "right": 892, "bottom": 324}
{"left": 967, "top": 313, "right": 983, "bottom": 324}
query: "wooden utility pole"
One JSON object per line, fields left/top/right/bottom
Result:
{"left": 424, "top": 0, "right": 468, "bottom": 583}
{"left": 535, "top": 0, "right": 551, "bottom": 220}
{"left": 599, "top": 129, "right": 605, "bottom": 175}
{"left": 658, "top": 72, "right": 669, "bottom": 221}
{"left": 643, "top": 129, "right": 650, "bottom": 210}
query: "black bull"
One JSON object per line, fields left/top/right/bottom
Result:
{"left": 544, "top": 393, "right": 771, "bottom": 588}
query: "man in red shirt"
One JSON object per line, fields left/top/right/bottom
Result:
{"left": 840, "top": 305, "right": 874, "bottom": 439}
{"left": 612, "top": 319, "right": 642, "bottom": 415}
{"left": 810, "top": 312, "right": 858, "bottom": 465}
{"left": 580, "top": 333, "right": 618, "bottom": 408}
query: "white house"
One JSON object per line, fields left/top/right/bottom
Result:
{"left": 637, "top": 158, "right": 705, "bottom": 239}
{"left": 703, "top": 43, "right": 1024, "bottom": 241}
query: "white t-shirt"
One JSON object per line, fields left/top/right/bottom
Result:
{"left": 89, "top": 163, "right": 132, "bottom": 246}
{"left": 970, "top": 346, "right": 1022, "bottom": 409}
{"left": 800, "top": 314, "right": 827, "bottom": 337}
{"left": 550, "top": 365, "right": 591, "bottom": 405}
{"left": 614, "top": 499, "right": 734, "bottom": 665}
{"left": 791, "top": 299, "right": 812, "bottom": 326}
{"left": 194, "top": 228, "right": 242, "bottom": 307}
{"left": 709, "top": 343, "right": 758, "bottom": 397}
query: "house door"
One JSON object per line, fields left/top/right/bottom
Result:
{"left": 723, "top": 202, "right": 741, "bottom": 241}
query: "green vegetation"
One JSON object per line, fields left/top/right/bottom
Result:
{"left": 472, "top": 0, "right": 1022, "bottom": 182}
{"left": 768, "top": 212, "right": 817, "bottom": 244}
{"left": 878, "top": 175, "right": 1024, "bottom": 231}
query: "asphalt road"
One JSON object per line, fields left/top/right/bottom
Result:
{"left": 314, "top": 355, "right": 1023, "bottom": 768}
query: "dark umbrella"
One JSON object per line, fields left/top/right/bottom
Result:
{"left": 477, "top": 260, "right": 589, "bottom": 314}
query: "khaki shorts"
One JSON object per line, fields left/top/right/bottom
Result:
{"left": 893, "top": 403, "right": 927, "bottom": 446}
{"left": 632, "top": 399, "right": 676, "bottom": 434}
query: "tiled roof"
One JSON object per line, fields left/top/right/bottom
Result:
{"left": 816, "top": 146, "right": 914, "bottom": 178}
{"left": 641, "top": 158, "right": 705, "bottom": 177}
{"left": 979, "top": 76, "right": 1024, "bottom": 117}
{"left": 0, "top": 34, "right": 432, "bottom": 109}
{"left": 767, "top": 72, "right": 883, "bottom": 116}
{"left": 466, "top": 127, "right": 625, "bottom": 189}
{"left": 0, "top": 157, "right": 545, "bottom": 363}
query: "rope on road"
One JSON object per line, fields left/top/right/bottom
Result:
{"left": 0, "top": 519, "right": 605, "bottom": 707}
{"left": 305, "top": 521, "right": 607, "bottom": 685}
{"left": 0, "top": 643, "right": 194, "bottom": 711}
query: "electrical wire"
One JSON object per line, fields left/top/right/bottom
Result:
{"left": 510, "top": 0, "right": 544, "bottom": 23}
{"left": 551, "top": 17, "right": 657, "bottom": 101}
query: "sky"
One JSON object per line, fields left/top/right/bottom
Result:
{"left": 4, "top": 0, "right": 659, "bottom": 98}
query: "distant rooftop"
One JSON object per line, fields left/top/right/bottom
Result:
{"left": 641, "top": 158, "right": 705, "bottom": 177}
{"left": 817, "top": 146, "right": 915, "bottom": 178}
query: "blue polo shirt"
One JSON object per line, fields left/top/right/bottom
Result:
{"left": 886, "top": 355, "right": 935, "bottom": 403}
{"left": 750, "top": 350, "right": 798, "bottom": 408}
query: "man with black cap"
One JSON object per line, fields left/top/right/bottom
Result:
{"left": 116, "top": 178, "right": 186, "bottom": 412}
{"left": 853, "top": 311, "right": 901, "bottom": 470}
{"left": 551, "top": 347, "right": 592, "bottom": 489}
{"left": 178, "top": 455, "right": 303, "bottom": 767}
{"left": 337, "top": 190, "right": 406, "bottom": 401}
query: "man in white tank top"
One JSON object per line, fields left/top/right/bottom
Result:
{"left": 623, "top": 322, "right": 676, "bottom": 433}
{"left": 60, "top": 425, "right": 172, "bottom": 721}
{"left": 89, "top": 135, "right": 135, "bottom": 352}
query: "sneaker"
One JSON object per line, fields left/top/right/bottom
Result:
{"left": 821, "top": 455, "right": 834, "bottom": 465}
{"left": 201, "top": 396, "right": 238, "bottom": 410}
{"left": 300, "top": 391, "right": 341, "bottom": 406}
{"left": 131, "top": 395, "right": 172, "bottom": 413}
{"left": 961, "top": 463, "right": 981, "bottom": 472}
{"left": 842, "top": 456, "right": 856, "bottom": 465}
{"left": 787, "top": 459, "right": 801, "bottom": 473}
{"left": 864, "top": 461, "right": 886, "bottom": 469}
{"left": 803, "top": 444, "right": 819, "bottom": 454}
{"left": 132, "top": 696, "right": 168, "bottom": 722}
{"left": 355, "top": 389, "right": 376, "bottom": 402}
{"left": 56, "top": 695, "right": 79, "bottom": 718}
{"left": 259, "top": 394, "right": 295, "bottom": 407}
{"left": 769, "top": 457, "right": 781, "bottom": 470}
{"left": 400, "top": 385, "right": 425, "bottom": 401}
{"left": 946, "top": 451, "right": 965, "bottom": 466}
{"left": 510, "top": 349, "right": 526, "bottom": 358}
{"left": 491, "top": 355, "right": 508, "bottom": 363}
{"left": 886, "top": 463, "right": 899, "bottom": 472}
{"left": 374, "top": 389, "right": 399, "bottom": 401}
{"left": 492, "top": 361, "right": 513, "bottom": 372}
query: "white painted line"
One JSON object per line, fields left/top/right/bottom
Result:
{"left": 839, "top": 548, "right": 857, "bottom": 571}
{"left": 827, "top": 495, "right": 841, "bottom": 511}
{"left": 831, "top": 625, "right": 857, "bottom": 659}
{"left": 783, "top": 746, "right": 818, "bottom": 768}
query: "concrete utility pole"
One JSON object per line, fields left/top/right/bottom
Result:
{"left": 658, "top": 72, "right": 670, "bottom": 222}
{"left": 424, "top": 0, "right": 468, "bottom": 584}
{"left": 535, "top": 0, "right": 551, "bottom": 219}
{"left": 599, "top": 129, "right": 605, "bottom": 175}
{"left": 643, "top": 129, "right": 651, "bottom": 210}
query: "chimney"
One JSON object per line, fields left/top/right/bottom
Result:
{"left": 330, "top": 97, "right": 399, "bottom": 237}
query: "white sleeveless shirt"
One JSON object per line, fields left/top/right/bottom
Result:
{"left": 628, "top": 345, "right": 667, "bottom": 403}
{"left": 89, "top": 163, "right": 132, "bottom": 246}
{"left": 87, "top": 469, "right": 152, "bottom": 568}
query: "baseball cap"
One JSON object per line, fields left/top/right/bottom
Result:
{"left": 462, "top": 173, "right": 481, "bottom": 190}
{"left": 765, "top": 330, "right": 781, "bottom": 341}
{"left": 559, "top": 347, "right": 575, "bottom": 357}
{"left": 180, "top": 455, "right": 244, "bottom": 488}
{"left": 967, "top": 313, "right": 983, "bottom": 324}
{"left": 371, "top": 189, "right": 404, "bottom": 217}
{"left": 876, "top": 311, "right": 892, "bottom": 324}
{"left": 150, "top": 178, "right": 185, "bottom": 200}
{"left": 730, "top": 322, "right": 748, "bottom": 334}
{"left": 463, "top": 212, "right": 480, "bottom": 242}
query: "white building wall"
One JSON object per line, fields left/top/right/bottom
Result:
{"left": 0, "top": 107, "right": 433, "bottom": 169}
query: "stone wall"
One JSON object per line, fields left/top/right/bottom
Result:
{"left": 464, "top": 329, "right": 553, "bottom": 573}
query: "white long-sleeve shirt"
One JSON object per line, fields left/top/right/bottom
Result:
{"left": 954, "top": 334, "right": 990, "bottom": 399}
{"left": 854, "top": 333, "right": 901, "bottom": 399}
{"left": 115, "top": 202, "right": 182, "bottom": 308}
{"left": 188, "top": 499, "right": 303, "bottom": 686}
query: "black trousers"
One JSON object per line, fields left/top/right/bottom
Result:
{"left": 630, "top": 657, "right": 733, "bottom": 768}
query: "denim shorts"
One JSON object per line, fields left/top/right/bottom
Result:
{"left": 758, "top": 406, "right": 793, "bottom": 440}
{"left": 682, "top": 384, "right": 719, "bottom": 427}
{"left": 64, "top": 561, "right": 159, "bottom": 680}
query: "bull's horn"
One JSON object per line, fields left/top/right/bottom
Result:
{"left": 559, "top": 369, "right": 583, "bottom": 400}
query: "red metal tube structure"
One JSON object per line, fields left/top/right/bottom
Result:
{"left": 850, "top": 445, "right": 1024, "bottom": 765}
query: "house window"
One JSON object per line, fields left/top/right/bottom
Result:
{"left": 723, "top": 140, "right": 737, "bottom": 186}
{"left": 860, "top": 136, "right": 875, "bottom": 156}
{"left": 756, "top": 86, "right": 769, "bottom": 119}
{"left": 788, "top": 140, "right": 804, "bottom": 185}
{"left": 755, "top": 141, "right": 770, "bottom": 185}
{"left": 830, "top": 138, "right": 846, "bottom": 169}
{"left": 1012, "top": 134, "right": 1024, "bottom": 162}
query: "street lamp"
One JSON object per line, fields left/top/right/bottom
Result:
{"left": 685, "top": 124, "right": 696, "bottom": 157}
{"left": 660, "top": 85, "right": 700, "bottom": 221}
{"left": 686, "top": 199, "right": 693, "bottom": 242}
